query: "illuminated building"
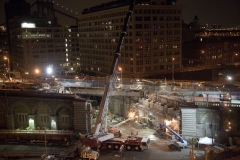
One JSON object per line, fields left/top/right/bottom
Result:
{"left": 182, "top": 28, "right": 240, "bottom": 67}
{"left": 4, "top": 0, "right": 80, "bottom": 76}
{"left": 0, "top": 26, "right": 9, "bottom": 73}
{"left": 78, "top": 0, "right": 183, "bottom": 78}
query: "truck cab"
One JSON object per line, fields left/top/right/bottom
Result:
{"left": 81, "top": 146, "right": 99, "bottom": 160}
{"left": 141, "top": 137, "right": 150, "bottom": 150}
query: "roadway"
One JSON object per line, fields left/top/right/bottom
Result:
{"left": 0, "top": 121, "right": 206, "bottom": 160}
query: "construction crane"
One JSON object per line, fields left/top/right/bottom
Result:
{"left": 80, "top": 0, "right": 136, "bottom": 146}
{"left": 159, "top": 123, "right": 187, "bottom": 151}
{"left": 79, "top": 2, "right": 151, "bottom": 158}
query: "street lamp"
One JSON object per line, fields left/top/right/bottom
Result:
{"left": 118, "top": 67, "right": 122, "bottom": 85}
{"left": 3, "top": 56, "right": 10, "bottom": 80}
{"left": 171, "top": 57, "right": 175, "bottom": 91}
{"left": 226, "top": 75, "right": 232, "bottom": 81}
{"left": 232, "top": 52, "right": 238, "bottom": 64}
{"left": 3, "top": 56, "right": 9, "bottom": 72}
{"left": 172, "top": 57, "right": 174, "bottom": 84}
{"left": 35, "top": 68, "right": 40, "bottom": 82}
{"left": 35, "top": 68, "right": 39, "bottom": 74}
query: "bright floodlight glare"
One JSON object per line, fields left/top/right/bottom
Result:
{"left": 47, "top": 67, "right": 52, "bottom": 74}
{"left": 227, "top": 76, "right": 232, "bottom": 80}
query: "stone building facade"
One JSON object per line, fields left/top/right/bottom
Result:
{"left": 0, "top": 90, "right": 90, "bottom": 133}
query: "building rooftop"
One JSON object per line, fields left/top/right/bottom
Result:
{"left": 82, "top": 0, "right": 177, "bottom": 14}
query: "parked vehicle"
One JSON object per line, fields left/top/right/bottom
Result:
{"left": 0, "top": 82, "right": 21, "bottom": 89}
{"left": 198, "top": 82, "right": 215, "bottom": 88}
{"left": 40, "top": 83, "right": 51, "bottom": 90}
{"left": 20, "top": 83, "right": 39, "bottom": 91}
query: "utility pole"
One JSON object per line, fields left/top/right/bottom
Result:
{"left": 205, "top": 93, "right": 209, "bottom": 107}
{"left": 209, "top": 123, "right": 213, "bottom": 145}
{"left": 172, "top": 57, "right": 174, "bottom": 85}
{"left": 171, "top": 57, "right": 175, "bottom": 91}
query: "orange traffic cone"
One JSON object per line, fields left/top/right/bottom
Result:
{"left": 189, "top": 149, "right": 193, "bottom": 157}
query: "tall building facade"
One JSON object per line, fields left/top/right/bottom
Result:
{"left": 182, "top": 29, "right": 240, "bottom": 68}
{"left": 5, "top": 0, "right": 80, "bottom": 77}
{"left": 78, "top": 0, "right": 183, "bottom": 78}
{"left": 9, "top": 22, "right": 80, "bottom": 76}
{"left": 0, "top": 26, "right": 9, "bottom": 73}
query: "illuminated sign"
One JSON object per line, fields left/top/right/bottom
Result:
{"left": 21, "top": 23, "right": 36, "bottom": 28}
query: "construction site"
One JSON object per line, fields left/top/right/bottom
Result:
{"left": 0, "top": 0, "right": 240, "bottom": 159}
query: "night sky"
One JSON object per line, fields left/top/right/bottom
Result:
{"left": 0, "top": 0, "right": 240, "bottom": 27}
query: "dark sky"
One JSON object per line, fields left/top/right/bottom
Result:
{"left": 1, "top": 0, "right": 240, "bottom": 27}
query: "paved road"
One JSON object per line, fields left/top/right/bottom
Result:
{"left": 0, "top": 122, "right": 205, "bottom": 160}
{"left": 0, "top": 140, "right": 205, "bottom": 160}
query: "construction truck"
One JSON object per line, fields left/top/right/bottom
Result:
{"left": 79, "top": 0, "right": 150, "bottom": 158}
{"left": 42, "top": 145, "right": 99, "bottom": 160}
{"left": 80, "top": 134, "right": 150, "bottom": 151}
{"left": 159, "top": 123, "right": 187, "bottom": 151}
{"left": 79, "top": 145, "right": 99, "bottom": 160}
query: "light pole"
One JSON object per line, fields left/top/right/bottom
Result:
{"left": 119, "top": 67, "right": 122, "bottom": 85}
{"left": 171, "top": 57, "right": 174, "bottom": 91}
{"left": 232, "top": 52, "right": 238, "bottom": 64}
{"left": 4, "top": 56, "right": 10, "bottom": 80}
{"left": 4, "top": 56, "right": 9, "bottom": 72}
{"left": 209, "top": 123, "right": 213, "bottom": 145}
{"left": 35, "top": 68, "right": 39, "bottom": 83}
{"left": 172, "top": 57, "right": 174, "bottom": 85}
{"left": 205, "top": 93, "right": 209, "bottom": 107}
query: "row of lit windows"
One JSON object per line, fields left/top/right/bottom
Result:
{"left": 27, "top": 48, "right": 79, "bottom": 53}
{"left": 135, "top": 16, "right": 180, "bottom": 21}
{"left": 134, "top": 9, "right": 181, "bottom": 15}
{"left": 136, "top": 51, "right": 180, "bottom": 57}
{"left": 81, "top": 55, "right": 180, "bottom": 65}
{"left": 80, "top": 24, "right": 180, "bottom": 32}
{"left": 80, "top": 50, "right": 180, "bottom": 58}
{"left": 80, "top": 8, "right": 181, "bottom": 22}
{"left": 136, "top": 37, "right": 180, "bottom": 43}
{"left": 80, "top": 15, "right": 180, "bottom": 27}
{"left": 80, "top": 11, "right": 126, "bottom": 22}
{"left": 136, "top": 58, "right": 180, "bottom": 65}
{"left": 79, "top": 30, "right": 181, "bottom": 38}
{"left": 13, "top": 29, "right": 78, "bottom": 33}
{"left": 24, "top": 39, "right": 78, "bottom": 43}
{"left": 85, "top": 63, "right": 180, "bottom": 73}
{"left": 197, "top": 32, "right": 240, "bottom": 37}
{"left": 136, "top": 64, "right": 181, "bottom": 72}
{"left": 28, "top": 44, "right": 79, "bottom": 48}
{"left": 80, "top": 44, "right": 180, "bottom": 50}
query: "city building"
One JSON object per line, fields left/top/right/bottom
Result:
{"left": 0, "top": 25, "right": 9, "bottom": 73}
{"left": 78, "top": 0, "right": 183, "bottom": 78}
{"left": 4, "top": 0, "right": 80, "bottom": 78}
{"left": 182, "top": 28, "right": 240, "bottom": 68}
